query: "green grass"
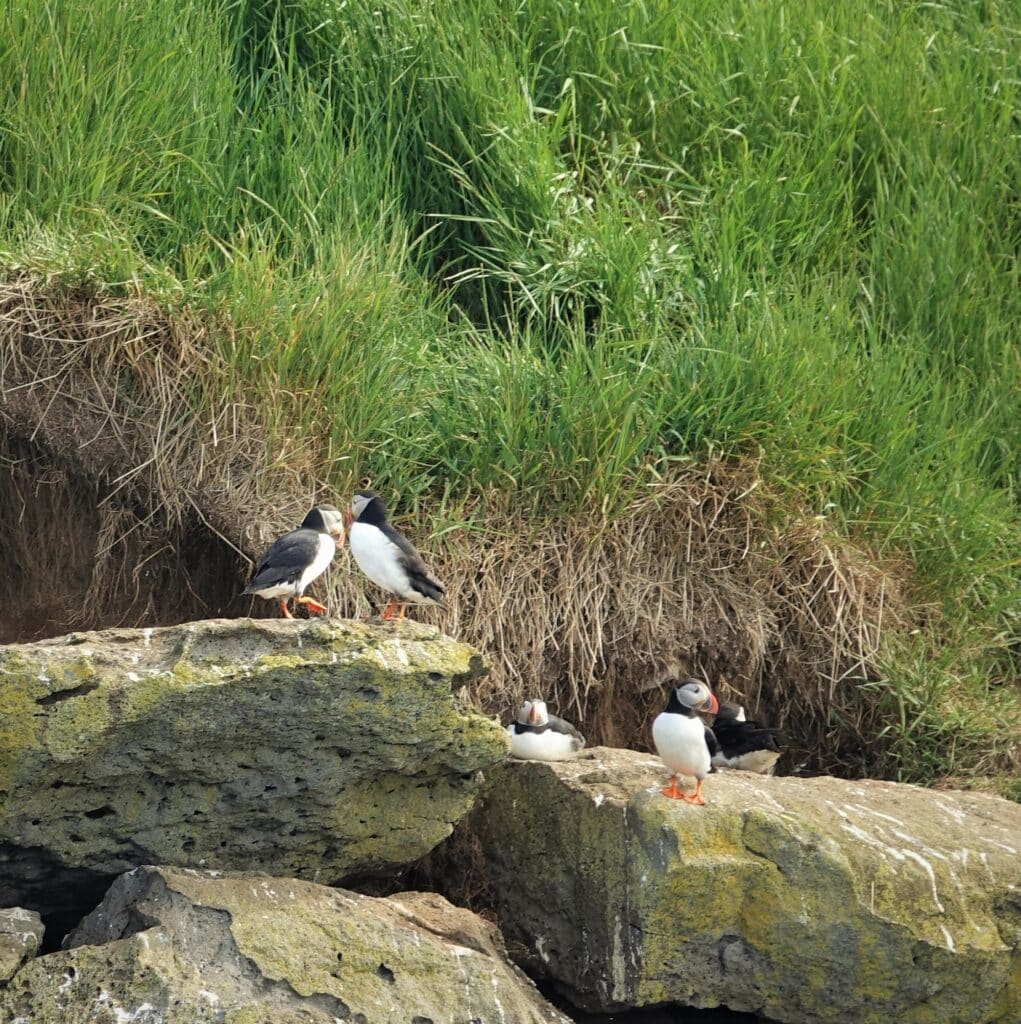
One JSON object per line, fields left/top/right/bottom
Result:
{"left": 1, "top": 0, "right": 1018, "bottom": 786}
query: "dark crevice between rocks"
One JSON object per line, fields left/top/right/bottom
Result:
{"left": 535, "top": 979, "right": 768, "bottom": 1023}
{"left": 34, "top": 681, "right": 101, "bottom": 705}
{"left": 0, "top": 842, "right": 117, "bottom": 954}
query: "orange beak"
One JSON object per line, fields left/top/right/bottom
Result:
{"left": 343, "top": 509, "right": 353, "bottom": 529}
{"left": 527, "top": 705, "right": 543, "bottom": 725}
{"left": 704, "top": 693, "right": 719, "bottom": 715}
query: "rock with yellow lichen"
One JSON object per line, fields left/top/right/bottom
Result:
{"left": 473, "top": 747, "right": 1021, "bottom": 1024}
{"left": 0, "top": 618, "right": 508, "bottom": 937}
{"left": 0, "top": 865, "right": 572, "bottom": 1024}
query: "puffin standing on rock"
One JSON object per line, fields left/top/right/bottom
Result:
{"left": 507, "top": 699, "right": 586, "bottom": 761}
{"left": 710, "top": 702, "right": 782, "bottom": 775}
{"left": 346, "top": 490, "right": 447, "bottom": 620}
{"left": 652, "top": 678, "right": 720, "bottom": 805}
{"left": 243, "top": 505, "right": 346, "bottom": 618}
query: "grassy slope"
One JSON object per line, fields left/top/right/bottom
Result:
{"left": 1, "top": 0, "right": 1018, "bottom": 788}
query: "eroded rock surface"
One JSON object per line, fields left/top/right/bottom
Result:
{"left": 473, "top": 747, "right": 1021, "bottom": 1024}
{"left": 0, "top": 906, "right": 43, "bottom": 983}
{"left": 0, "top": 618, "right": 507, "bottom": 933}
{"left": 0, "top": 865, "right": 571, "bottom": 1024}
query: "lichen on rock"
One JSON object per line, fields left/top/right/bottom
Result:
{"left": 0, "top": 865, "right": 571, "bottom": 1024}
{"left": 472, "top": 747, "right": 1021, "bottom": 1024}
{"left": 0, "top": 906, "right": 43, "bottom": 984}
{"left": 0, "top": 618, "right": 508, "bottom": 933}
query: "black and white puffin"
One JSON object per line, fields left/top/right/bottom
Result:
{"left": 710, "top": 702, "right": 782, "bottom": 775}
{"left": 243, "top": 505, "right": 345, "bottom": 618}
{"left": 651, "top": 678, "right": 720, "bottom": 804}
{"left": 506, "top": 699, "right": 586, "bottom": 761}
{"left": 345, "top": 490, "right": 446, "bottom": 620}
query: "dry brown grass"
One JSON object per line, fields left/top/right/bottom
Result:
{"left": 1, "top": 279, "right": 905, "bottom": 777}
{"left": 330, "top": 466, "right": 903, "bottom": 778}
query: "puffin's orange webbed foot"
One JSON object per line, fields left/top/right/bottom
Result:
{"left": 278, "top": 600, "right": 294, "bottom": 619}
{"left": 380, "top": 599, "right": 400, "bottom": 621}
{"left": 660, "top": 776, "right": 686, "bottom": 800}
{"left": 296, "top": 596, "right": 328, "bottom": 616}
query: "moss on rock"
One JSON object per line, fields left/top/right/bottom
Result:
{"left": 473, "top": 748, "right": 1021, "bottom": 1024}
{"left": 0, "top": 618, "right": 508, "bottom": 929}
{"left": 0, "top": 866, "right": 571, "bottom": 1023}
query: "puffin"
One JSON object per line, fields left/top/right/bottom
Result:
{"left": 651, "top": 678, "right": 720, "bottom": 804}
{"left": 506, "top": 699, "right": 586, "bottom": 761}
{"left": 710, "top": 702, "right": 782, "bottom": 775}
{"left": 243, "top": 505, "right": 345, "bottom": 618}
{"left": 345, "top": 490, "right": 446, "bottom": 620}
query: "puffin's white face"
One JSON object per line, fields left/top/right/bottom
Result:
{"left": 349, "top": 493, "right": 374, "bottom": 522}
{"left": 517, "top": 699, "right": 549, "bottom": 727}
{"left": 317, "top": 506, "right": 346, "bottom": 542}
{"left": 675, "top": 680, "right": 719, "bottom": 714}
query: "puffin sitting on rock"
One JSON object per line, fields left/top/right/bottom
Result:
{"left": 507, "top": 699, "right": 586, "bottom": 761}
{"left": 652, "top": 678, "right": 719, "bottom": 805}
{"left": 345, "top": 490, "right": 447, "bottom": 620}
{"left": 710, "top": 702, "right": 782, "bottom": 775}
{"left": 243, "top": 505, "right": 345, "bottom": 618}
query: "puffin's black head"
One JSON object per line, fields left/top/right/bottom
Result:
{"left": 516, "top": 698, "right": 550, "bottom": 727}
{"left": 301, "top": 505, "right": 346, "bottom": 543}
{"left": 715, "top": 701, "right": 745, "bottom": 722}
{"left": 666, "top": 678, "right": 720, "bottom": 716}
{"left": 346, "top": 490, "right": 387, "bottom": 528}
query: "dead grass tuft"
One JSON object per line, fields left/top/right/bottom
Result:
{"left": 0, "top": 278, "right": 317, "bottom": 631}
{"left": 326, "top": 463, "right": 904, "bottom": 778}
{"left": 2, "top": 278, "right": 908, "bottom": 777}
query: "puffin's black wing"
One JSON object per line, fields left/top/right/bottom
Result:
{"left": 714, "top": 718, "right": 782, "bottom": 757}
{"left": 703, "top": 725, "right": 720, "bottom": 757}
{"left": 244, "top": 528, "right": 319, "bottom": 592}
{"left": 548, "top": 714, "right": 586, "bottom": 743}
{"left": 381, "top": 522, "right": 446, "bottom": 605}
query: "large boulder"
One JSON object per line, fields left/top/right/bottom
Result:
{"left": 0, "top": 618, "right": 507, "bottom": 937}
{"left": 0, "top": 865, "right": 572, "bottom": 1023}
{"left": 473, "top": 748, "right": 1021, "bottom": 1024}
{"left": 0, "top": 907, "right": 43, "bottom": 983}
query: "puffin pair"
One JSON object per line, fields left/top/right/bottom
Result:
{"left": 652, "top": 679, "right": 783, "bottom": 803}
{"left": 507, "top": 699, "right": 585, "bottom": 761}
{"left": 245, "top": 491, "right": 446, "bottom": 620}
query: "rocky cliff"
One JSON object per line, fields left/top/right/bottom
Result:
{"left": 472, "top": 748, "right": 1021, "bottom": 1024}
{"left": 0, "top": 618, "right": 508, "bottom": 937}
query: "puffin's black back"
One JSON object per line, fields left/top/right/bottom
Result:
{"left": 713, "top": 710, "right": 782, "bottom": 757}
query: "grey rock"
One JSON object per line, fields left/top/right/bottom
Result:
{"left": 0, "top": 865, "right": 572, "bottom": 1024}
{"left": 0, "top": 907, "right": 43, "bottom": 983}
{"left": 0, "top": 618, "right": 508, "bottom": 935}
{"left": 472, "top": 747, "right": 1021, "bottom": 1024}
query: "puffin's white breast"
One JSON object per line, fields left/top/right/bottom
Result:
{"left": 298, "top": 533, "right": 337, "bottom": 593}
{"left": 349, "top": 522, "right": 420, "bottom": 599}
{"left": 506, "top": 725, "right": 581, "bottom": 762}
{"left": 652, "top": 712, "right": 711, "bottom": 779}
{"left": 712, "top": 748, "right": 780, "bottom": 774}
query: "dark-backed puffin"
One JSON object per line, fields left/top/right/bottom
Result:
{"left": 507, "top": 699, "right": 586, "bottom": 761}
{"left": 652, "top": 678, "right": 720, "bottom": 804}
{"left": 711, "top": 702, "right": 782, "bottom": 774}
{"left": 243, "top": 505, "right": 345, "bottom": 618}
{"left": 345, "top": 490, "right": 446, "bottom": 620}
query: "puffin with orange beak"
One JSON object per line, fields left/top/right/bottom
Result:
{"left": 345, "top": 490, "right": 446, "bottom": 620}
{"left": 243, "top": 505, "right": 345, "bottom": 618}
{"left": 652, "top": 678, "right": 720, "bottom": 804}
{"left": 507, "top": 699, "right": 586, "bottom": 761}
